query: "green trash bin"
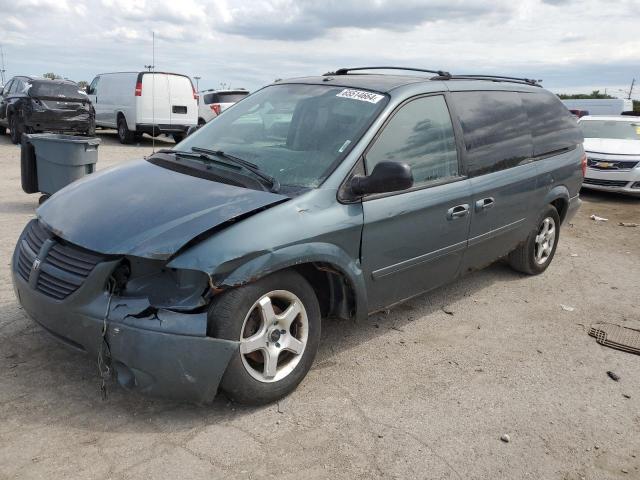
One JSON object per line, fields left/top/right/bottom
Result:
{"left": 21, "top": 134, "right": 100, "bottom": 197}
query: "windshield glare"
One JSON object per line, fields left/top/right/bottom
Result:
{"left": 579, "top": 119, "right": 640, "bottom": 141}
{"left": 178, "top": 84, "right": 388, "bottom": 188}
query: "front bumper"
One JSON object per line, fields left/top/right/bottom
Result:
{"left": 11, "top": 225, "right": 237, "bottom": 403}
{"left": 582, "top": 167, "right": 640, "bottom": 196}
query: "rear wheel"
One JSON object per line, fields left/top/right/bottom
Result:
{"left": 117, "top": 115, "right": 134, "bottom": 144}
{"left": 508, "top": 205, "right": 560, "bottom": 275}
{"left": 209, "top": 270, "right": 321, "bottom": 405}
{"left": 9, "top": 114, "right": 24, "bottom": 144}
{"left": 0, "top": 125, "right": 6, "bottom": 135}
{"left": 172, "top": 133, "right": 185, "bottom": 143}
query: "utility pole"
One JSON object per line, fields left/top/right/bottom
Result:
{"left": 144, "top": 65, "right": 154, "bottom": 72}
{"left": 0, "top": 45, "right": 6, "bottom": 85}
{"left": 194, "top": 76, "right": 201, "bottom": 91}
{"left": 626, "top": 78, "right": 635, "bottom": 100}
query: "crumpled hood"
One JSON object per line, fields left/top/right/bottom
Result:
{"left": 37, "top": 159, "right": 287, "bottom": 259}
{"left": 584, "top": 138, "right": 640, "bottom": 156}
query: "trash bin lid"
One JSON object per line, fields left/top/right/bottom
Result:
{"left": 24, "top": 133, "right": 101, "bottom": 146}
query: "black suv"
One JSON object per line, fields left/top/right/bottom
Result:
{"left": 0, "top": 76, "right": 95, "bottom": 143}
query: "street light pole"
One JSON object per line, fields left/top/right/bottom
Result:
{"left": 194, "top": 76, "right": 201, "bottom": 91}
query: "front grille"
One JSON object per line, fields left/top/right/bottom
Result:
{"left": 587, "top": 158, "right": 639, "bottom": 170}
{"left": 16, "top": 220, "right": 106, "bottom": 300}
{"left": 583, "top": 178, "right": 629, "bottom": 188}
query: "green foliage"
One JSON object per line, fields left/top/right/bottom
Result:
{"left": 557, "top": 90, "right": 615, "bottom": 100}
{"left": 77, "top": 80, "right": 88, "bottom": 89}
{"left": 634, "top": 100, "right": 639, "bottom": 112}
{"left": 42, "top": 72, "right": 62, "bottom": 80}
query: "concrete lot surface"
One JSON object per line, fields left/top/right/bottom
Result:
{"left": 0, "top": 131, "right": 639, "bottom": 479}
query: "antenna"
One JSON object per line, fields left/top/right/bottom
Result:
{"left": 0, "top": 45, "right": 6, "bottom": 85}
{"left": 151, "top": 31, "right": 155, "bottom": 154}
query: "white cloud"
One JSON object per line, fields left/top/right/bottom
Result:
{"left": 0, "top": 0, "right": 637, "bottom": 96}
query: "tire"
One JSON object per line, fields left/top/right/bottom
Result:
{"left": 508, "top": 205, "right": 560, "bottom": 275}
{"left": 9, "top": 114, "right": 24, "bottom": 144}
{"left": 20, "top": 140, "right": 39, "bottom": 194}
{"left": 198, "top": 118, "right": 206, "bottom": 126}
{"left": 0, "top": 125, "right": 6, "bottom": 135}
{"left": 117, "top": 115, "right": 134, "bottom": 144}
{"left": 133, "top": 132, "right": 143, "bottom": 142}
{"left": 172, "top": 133, "right": 185, "bottom": 143}
{"left": 209, "top": 270, "right": 321, "bottom": 405}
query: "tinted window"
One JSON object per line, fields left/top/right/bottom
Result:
{"left": 521, "top": 92, "right": 582, "bottom": 156}
{"left": 365, "top": 95, "right": 459, "bottom": 186}
{"left": 2, "top": 80, "right": 13, "bottom": 95}
{"left": 204, "top": 92, "right": 248, "bottom": 104}
{"left": 29, "top": 81, "right": 85, "bottom": 99}
{"left": 451, "top": 91, "right": 532, "bottom": 176}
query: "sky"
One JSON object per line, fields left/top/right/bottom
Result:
{"left": 0, "top": 0, "right": 638, "bottom": 98}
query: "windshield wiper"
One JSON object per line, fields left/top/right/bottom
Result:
{"left": 155, "top": 148, "right": 242, "bottom": 171}
{"left": 191, "top": 147, "right": 280, "bottom": 193}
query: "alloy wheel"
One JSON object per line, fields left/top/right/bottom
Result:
{"left": 239, "top": 290, "right": 308, "bottom": 383}
{"left": 534, "top": 217, "right": 556, "bottom": 265}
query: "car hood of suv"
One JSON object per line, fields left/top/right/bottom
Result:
{"left": 37, "top": 159, "right": 288, "bottom": 259}
{"left": 584, "top": 138, "right": 640, "bottom": 156}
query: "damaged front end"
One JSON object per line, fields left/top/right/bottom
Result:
{"left": 11, "top": 219, "right": 237, "bottom": 403}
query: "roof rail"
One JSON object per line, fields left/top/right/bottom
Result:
{"left": 330, "top": 66, "right": 452, "bottom": 78}
{"left": 329, "top": 67, "right": 542, "bottom": 87}
{"left": 431, "top": 74, "right": 542, "bottom": 87}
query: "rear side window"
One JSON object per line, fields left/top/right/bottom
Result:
{"left": 451, "top": 91, "right": 532, "bottom": 176}
{"left": 521, "top": 92, "right": 582, "bottom": 156}
{"left": 365, "top": 95, "right": 459, "bottom": 186}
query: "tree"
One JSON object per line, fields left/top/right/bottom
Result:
{"left": 77, "top": 80, "right": 88, "bottom": 90}
{"left": 633, "top": 100, "right": 640, "bottom": 112}
{"left": 42, "top": 72, "right": 62, "bottom": 80}
{"left": 557, "top": 90, "right": 615, "bottom": 100}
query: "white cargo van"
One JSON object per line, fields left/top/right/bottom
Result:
{"left": 86, "top": 72, "right": 197, "bottom": 143}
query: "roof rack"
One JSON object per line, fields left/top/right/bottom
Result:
{"left": 431, "top": 74, "right": 542, "bottom": 87}
{"left": 331, "top": 66, "right": 452, "bottom": 78}
{"left": 329, "top": 66, "right": 542, "bottom": 87}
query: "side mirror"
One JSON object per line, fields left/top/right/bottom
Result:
{"left": 85, "top": 87, "right": 92, "bottom": 95}
{"left": 350, "top": 161, "right": 413, "bottom": 196}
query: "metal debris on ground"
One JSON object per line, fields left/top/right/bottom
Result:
{"left": 607, "top": 371, "right": 620, "bottom": 382}
{"left": 589, "top": 323, "right": 640, "bottom": 356}
{"left": 441, "top": 306, "right": 454, "bottom": 315}
{"left": 560, "top": 304, "right": 575, "bottom": 312}
{"left": 590, "top": 215, "right": 608, "bottom": 222}
{"left": 618, "top": 222, "right": 639, "bottom": 227}
{"left": 500, "top": 434, "right": 510, "bottom": 443}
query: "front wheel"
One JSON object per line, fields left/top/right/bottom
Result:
{"left": 117, "top": 116, "right": 134, "bottom": 144}
{"left": 172, "top": 133, "right": 185, "bottom": 143}
{"left": 508, "top": 205, "right": 560, "bottom": 275}
{"left": 209, "top": 270, "right": 321, "bottom": 405}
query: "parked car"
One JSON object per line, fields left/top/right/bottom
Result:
{"left": 86, "top": 71, "right": 197, "bottom": 144}
{"left": 562, "top": 98, "right": 633, "bottom": 116}
{"left": 11, "top": 67, "right": 584, "bottom": 405}
{"left": 0, "top": 76, "right": 95, "bottom": 144}
{"left": 198, "top": 89, "right": 249, "bottom": 124}
{"left": 578, "top": 115, "right": 640, "bottom": 196}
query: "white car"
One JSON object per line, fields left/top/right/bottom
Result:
{"left": 86, "top": 71, "right": 198, "bottom": 144}
{"left": 197, "top": 89, "right": 249, "bottom": 124}
{"left": 578, "top": 115, "right": 640, "bottom": 196}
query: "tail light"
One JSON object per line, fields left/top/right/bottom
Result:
{"left": 581, "top": 153, "right": 587, "bottom": 177}
{"left": 134, "top": 81, "right": 142, "bottom": 96}
{"left": 210, "top": 104, "right": 221, "bottom": 115}
{"left": 192, "top": 85, "right": 198, "bottom": 101}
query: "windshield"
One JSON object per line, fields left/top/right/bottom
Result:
{"left": 178, "top": 84, "right": 388, "bottom": 188}
{"left": 579, "top": 119, "right": 640, "bottom": 140}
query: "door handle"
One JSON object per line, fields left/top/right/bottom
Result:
{"left": 474, "top": 197, "right": 495, "bottom": 211}
{"left": 447, "top": 204, "right": 470, "bottom": 220}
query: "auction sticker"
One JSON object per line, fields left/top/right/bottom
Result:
{"left": 336, "top": 89, "right": 385, "bottom": 104}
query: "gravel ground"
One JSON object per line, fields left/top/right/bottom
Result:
{"left": 0, "top": 130, "right": 639, "bottom": 480}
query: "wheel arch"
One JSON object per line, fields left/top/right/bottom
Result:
{"left": 544, "top": 185, "right": 570, "bottom": 223}
{"left": 188, "top": 243, "right": 369, "bottom": 322}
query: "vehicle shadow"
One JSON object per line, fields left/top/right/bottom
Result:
{"left": 579, "top": 188, "right": 640, "bottom": 204}
{"left": 0, "top": 261, "right": 517, "bottom": 433}
{"left": 95, "top": 129, "right": 175, "bottom": 148}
